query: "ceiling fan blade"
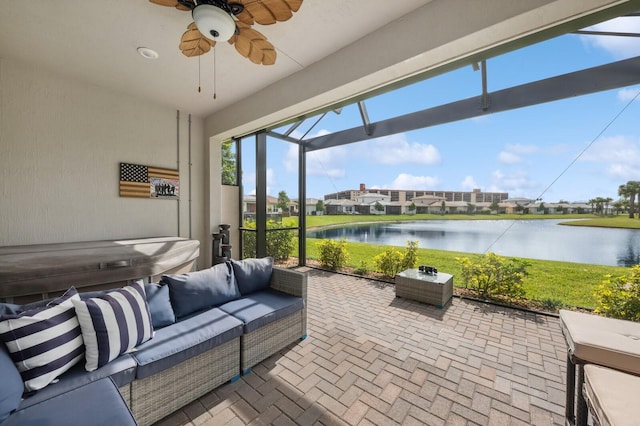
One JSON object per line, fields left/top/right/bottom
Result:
{"left": 229, "top": 22, "right": 276, "bottom": 65}
{"left": 149, "top": 0, "right": 191, "bottom": 11}
{"left": 234, "top": 0, "right": 303, "bottom": 25}
{"left": 180, "top": 23, "right": 215, "bottom": 57}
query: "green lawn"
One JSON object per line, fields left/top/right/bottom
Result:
{"left": 303, "top": 213, "right": 603, "bottom": 229}
{"left": 304, "top": 238, "right": 626, "bottom": 309}
{"left": 560, "top": 215, "right": 640, "bottom": 229}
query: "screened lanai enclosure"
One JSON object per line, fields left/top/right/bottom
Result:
{"left": 225, "top": 9, "right": 640, "bottom": 263}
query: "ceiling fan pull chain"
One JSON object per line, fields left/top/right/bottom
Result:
{"left": 198, "top": 55, "right": 202, "bottom": 93}
{"left": 213, "top": 48, "right": 217, "bottom": 100}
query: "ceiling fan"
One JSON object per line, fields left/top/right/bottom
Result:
{"left": 149, "top": 0, "right": 303, "bottom": 65}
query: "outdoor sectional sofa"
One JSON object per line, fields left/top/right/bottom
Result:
{"left": 0, "top": 257, "right": 307, "bottom": 426}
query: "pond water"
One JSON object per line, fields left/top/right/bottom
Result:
{"left": 306, "top": 219, "right": 640, "bottom": 266}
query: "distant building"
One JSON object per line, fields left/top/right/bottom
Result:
{"left": 324, "top": 199, "right": 357, "bottom": 215}
{"left": 323, "top": 184, "right": 509, "bottom": 214}
{"left": 324, "top": 184, "right": 508, "bottom": 204}
{"left": 291, "top": 198, "right": 324, "bottom": 215}
{"left": 243, "top": 194, "right": 281, "bottom": 221}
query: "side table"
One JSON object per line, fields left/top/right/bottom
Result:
{"left": 559, "top": 309, "right": 640, "bottom": 426}
{"left": 395, "top": 269, "right": 453, "bottom": 308}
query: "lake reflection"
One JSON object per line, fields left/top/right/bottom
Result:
{"left": 307, "top": 219, "right": 640, "bottom": 266}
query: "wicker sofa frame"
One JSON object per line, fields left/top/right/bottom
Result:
{"left": 241, "top": 267, "right": 308, "bottom": 374}
{"left": 117, "top": 266, "right": 307, "bottom": 426}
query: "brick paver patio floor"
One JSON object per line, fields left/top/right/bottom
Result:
{"left": 157, "top": 268, "right": 568, "bottom": 425}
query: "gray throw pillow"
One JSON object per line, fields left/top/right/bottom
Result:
{"left": 144, "top": 282, "right": 175, "bottom": 328}
{"left": 0, "top": 344, "right": 22, "bottom": 422}
{"left": 229, "top": 257, "right": 273, "bottom": 295}
{"left": 162, "top": 262, "right": 240, "bottom": 318}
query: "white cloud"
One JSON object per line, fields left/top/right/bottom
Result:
{"left": 489, "top": 169, "right": 538, "bottom": 194}
{"left": 460, "top": 176, "right": 478, "bottom": 190}
{"left": 284, "top": 147, "right": 297, "bottom": 173}
{"left": 498, "top": 151, "right": 522, "bottom": 164}
{"left": 498, "top": 143, "right": 539, "bottom": 164}
{"left": 581, "top": 17, "right": 640, "bottom": 58}
{"left": 365, "top": 133, "right": 441, "bottom": 165}
{"left": 284, "top": 144, "right": 347, "bottom": 178}
{"left": 618, "top": 87, "right": 640, "bottom": 102}
{"left": 288, "top": 128, "right": 332, "bottom": 140}
{"left": 284, "top": 128, "right": 347, "bottom": 179}
{"left": 243, "top": 169, "right": 276, "bottom": 196}
{"left": 386, "top": 173, "right": 440, "bottom": 189}
{"left": 580, "top": 135, "right": 640, "bottom": 180}
{"left": 307, "top": 149, "right": 347, "bottom": 178}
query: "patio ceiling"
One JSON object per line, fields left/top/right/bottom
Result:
{"left": 0, "top": 0, "right": 433, "bottom": 119}
{"left": 1, "top": 1, "right": 638, "bottom": 130}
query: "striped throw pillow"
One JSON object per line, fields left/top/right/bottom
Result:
{"left": 72, "top": 281, "right": 153, "bottom": 371}
{"left": 0, "top": 287, "right": 84, "bottom": 392}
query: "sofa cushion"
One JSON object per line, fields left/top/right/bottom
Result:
{"left": 0, "top": 299, "right": 52, "bottom": 317}
{"left": 133, "top": 307, "right": 243, "bottom": 379}
{"left": 72, "top": 281, "right": 153, "bottom": 372}
{"left": 0, "top": 344, "right": 22, "bottom": 423}
{"left": 218, "top": 289, "right": 304, "bottom": 334}
{"left": 162, "top": 262, "right": 240, "bottom": 318}
{"left": 17, "top": 353, "right": 137, "bottom": 410}
{"left": 2, "top": 377, "right": 137, "bottom": 426}
{"left": 0, "top": 287, "right": 84, "bottom": 392}
{"left": 230, "top": 257, "right": 273, "bottom": 295}
{"left": 144, "top": 282, "right": 175, "bottom": 328}
{"left": 0, "top": 303, "right": 23, "bottom": 317}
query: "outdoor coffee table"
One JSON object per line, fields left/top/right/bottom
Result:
{"left": 559, "top": 309, "right": 640, "bottom": 426}
{"left": 395, "top": 269, "right": 453, "bottom": 308}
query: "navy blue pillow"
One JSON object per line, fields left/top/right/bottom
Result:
{"left": 162, "top": 262, "right": 240, "bottom": 318}
{"left": 0, "top": 344, "right": 22, "bottom": 422}
{"left": 229, "top": 257, "right": 273, "bottom": 295}
{"left": 144, "top": 282, "right": 175, "bottom": 328}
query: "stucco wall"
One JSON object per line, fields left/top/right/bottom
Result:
{"left": 0, "top": 58, "right": 211, "bottom": 267}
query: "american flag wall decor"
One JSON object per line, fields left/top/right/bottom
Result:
{"left": 119, "top": 163, "right": 179, "bottom": 199}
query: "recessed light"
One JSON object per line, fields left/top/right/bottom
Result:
{"left": 137, "top": 47, "right": 159, "bottom": 59}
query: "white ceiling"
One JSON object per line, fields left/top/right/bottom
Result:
{"left": 2, "top": 0, "right": 637, "bottom": 128}
{"left": 0, "top": 0, "right": 432, "bottom": 118}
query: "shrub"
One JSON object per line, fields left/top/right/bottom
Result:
{"left": 317, "top": 239, "right": 350, "bottom": 270}
{"left": 374, "top": 248, "right": 404, "bottom": 277}
{"left": 374, "top": 241, "right": 419, "bottom": 278}
{"left": 595, "top": 265, "right": 640, "bottom": 321}
{"left": 242, "top": 220, "right": 295, "bottom": 260}
{"left": 456, "top": 252, "right": 529, "bottom": 300}
{"left": 401, "top": 240, "right": 419, "bottom": 271}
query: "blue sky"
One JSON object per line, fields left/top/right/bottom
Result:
{"left": 242, "top": 16, "right": 640, "bottom": 203}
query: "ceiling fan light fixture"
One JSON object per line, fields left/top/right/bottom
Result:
{"left": 192, "top": 4, "right": 236, "bottom": 42}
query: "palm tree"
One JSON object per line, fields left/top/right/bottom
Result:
{"left": 619, "top": 183, "right": 635, "bottom": 218}
{"left": 636, "top": 182, "right": 640, "bottom": 219}
{"left": 613, "top": 198, "right": 628, "bottom": 215}
{"left": 604, "top": 197, "right": 613, "bottom": 215}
